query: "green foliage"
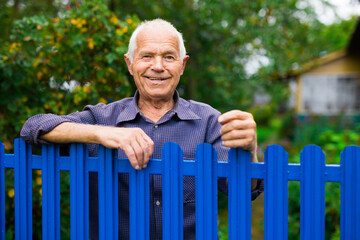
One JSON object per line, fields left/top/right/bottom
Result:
{"left": 1, "top": 0, "right": 358, "bottom": 239}
{"left": 287, "top": 128, "right": 360, "bottom": 239}
{"left": 316, "top": 16, "right": 358, "bottom": 52}
{"left": 0, "top": 0, "right": 138, "bottom": 148}
{"left": 111, "top": 0, "right": 325, "bottom": 111}
{"left": 0, "top": 0, "right": 62, "bottom": 45}
{"left": 1, "top": 1, "right": 138, "bottom": 238}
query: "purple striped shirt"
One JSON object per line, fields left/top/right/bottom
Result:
{"left": 21, "top": 91, "right": 263, "bottom": 239}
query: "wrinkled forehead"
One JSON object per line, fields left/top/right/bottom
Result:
{"left": 136, "top": 25, "right": 180, "bottom": 51}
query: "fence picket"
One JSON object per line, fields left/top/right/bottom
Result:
{"left": 41, "top": 143, "right": 61, "bottom": 240}
{"left": 1, "top": 140, "right": 360, "bottom": 239}
{"left": 228, "top": 148, "right": 252, "bottom": 240}
{"left": 70, "top": 143, "right": 89, "bottom": 239}
{"left": 0, "top": 142, "right": 5, "bottom": 240}
{"left": 14, "top": 139, "right": 32, "bottom": 240}
{"left": 300, "top": 145, "right": 325, "bottom": 240}
{"left": 340, "top": 146, "right": 360, "bottom": 240}
{"left": 162, "top": 142, "right": 183, "bottom": 240}
{"left": 129, "top": 158, "right": 150, "bottom": 240}
{"left": 264, "top": 145, "right": 288, "bottom": 240}
{"left": 98, "top": 146, "right": 118, "bottom": 240}
{"left": 195, "top": 143, "right": 218, "bottom": 240}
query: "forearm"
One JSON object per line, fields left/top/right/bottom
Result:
{"left": 40, "top": 122, "right": 101, "bottom": 144}
{"left": 21, "top": 111, "right": 96, "bottom": 146}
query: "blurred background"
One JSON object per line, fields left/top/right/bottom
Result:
{"left": 1, "top": 0, "right": 359, "bottom": 239}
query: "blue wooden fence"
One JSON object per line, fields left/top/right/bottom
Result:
{"left": 0, "top": 139, "right": 359, "bottom": 239}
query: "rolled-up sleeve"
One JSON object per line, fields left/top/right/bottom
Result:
{"left": 20, "top": 110, "right": 96, "bottom": 146}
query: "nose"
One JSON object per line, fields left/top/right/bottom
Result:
{"left": 151, "top": 56, "right": 165, "bottom": 72}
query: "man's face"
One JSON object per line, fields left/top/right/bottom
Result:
{"left": 125, "top": 26, "right": 189, "bottom": 102}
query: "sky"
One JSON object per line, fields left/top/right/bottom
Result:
{"left": 244, "top": 0, "right": 360, "bottom": 76}
{"left": 311, "top": 0, "right": 360, "bottom": 24}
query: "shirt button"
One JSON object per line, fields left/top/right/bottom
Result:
{"left": 155, "top": 200, "right": 161, "bottom": 206}
{"left": 154, "top": 125, "right": 158, "bottom": 128}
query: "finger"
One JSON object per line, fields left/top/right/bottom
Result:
{"left": 137, "top": 136, "right": 154, "bottom": 168}
{"left": 135, "top": 130, "right": 154, "bottom": 168}
{"left": 222, "top": 138, "right": 254, "bottom": 150}
{"left": 124, "top": 145, "right": 141, "bottom": 170}
{"left": 218, "top": 110, "right": 253, "bottom": 124}
{"left": 221, "top": 129, "right": 255, "bottom": 141}
{"left": 220, "top": 119, "right": 256, "bottom": 135}
{"left": 141, "top": 132, "right": 154, "bottom": 155}
{"left": 144, "top": 139, "right": 154, "bottom": 168}
{"left": 133, "top": 139, "right": 147, "bottom": 168}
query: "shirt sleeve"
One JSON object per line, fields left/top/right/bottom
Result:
{"left": 20, "top": 110, "right": 97, "bottom": 146}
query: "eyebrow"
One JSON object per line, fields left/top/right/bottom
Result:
{"left": 138, "top": 49, "right": 178, "bottom": 56}
{"left": 163, "top": 50, "right": 177, "bottom": 55}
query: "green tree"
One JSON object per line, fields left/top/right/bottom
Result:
{"left": 109, "top": 0, "right": 357, "bottom": 113}
{"left": 0, "top": 0, "right": 138, "bottom": 149}
{"left": 0, "top": 0, "right": 62, "bottom": 44}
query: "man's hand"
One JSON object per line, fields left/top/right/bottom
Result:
{"left": 218, "top": 110, "right": 257, "bottom": 161}
{"left": 218, "top": 110, "right": 259, "bottom": 190}
{"left": 40, "top": 122, "right": 154, "bottom": 170}
{"left": 95, "top": 127, "right": 154, "bottom": 170}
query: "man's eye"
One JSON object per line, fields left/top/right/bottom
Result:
{"left": 165, "top": 56, "right": 175, "bottom": 60}
{"left": 142, "top": 55, "right": 152, "bottom": 59}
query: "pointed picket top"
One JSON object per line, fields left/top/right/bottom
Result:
{"left": 300, "top": 144, "right": 325, "bottom": 240}
{"left": 340, "top": 145, "right": 360, "bottom": 240}
{"left": 162, "top": 142, "right": 184, "bottom": 240}
{"left": 162, "top": 142, "right": 183, "bottom": 156}
{"left": 301, "top": 144, "right": 325, "bottom": 157}
{"left": 194, "top": 143, "right": 214, "bottom": 157}
{"left": 228, "top": 147, "right": 252, "bottom": 240}
{"left": 195, "top": 143, "right": 218, "bottom": 240}
{"left": 14, "top": 138, "right": 33, "bottom": 240}
{"left": 264, "top": 144, "right": 288, "bottom": 240}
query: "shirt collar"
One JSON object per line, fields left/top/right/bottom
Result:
{"left": 116, "top": 90, "right": 201, "bottom": 125}
{"left": 174, "top": 91, "right": 201, "bottom": 120}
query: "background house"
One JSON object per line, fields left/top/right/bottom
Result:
{"left": 288, "top": 19, "right": 360, "bottom": 141}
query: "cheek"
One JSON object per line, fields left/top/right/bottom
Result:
{"left": 133, "top": 62, "right": 150, "bottom": 73}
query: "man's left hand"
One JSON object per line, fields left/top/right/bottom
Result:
{"left": 218, "top": 110, "right": 257, "bottom": 155}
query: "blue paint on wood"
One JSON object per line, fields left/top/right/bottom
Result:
{"left": 340, "top": 146, "right": 360, "bottom": 240}
{"left": 70, "top": 143, "right": 89, "bottom": 239}
{"left": 195, "top": 143, "right": 218, "bottom": 240}
{"left": 300, "top": 145, "right": 325, "bottom": 240}
{"left": 0, "top": 140, "right": 359, "bottom": 239}
{"left": 14, "top": 139, "right": 32, "bottom": 240}
{"left": 264, "top": 145, "right": 288, "bottom": 240}
{"left": 129, "top": 158, "right": 150, "bottom": 240}
{"left": 41, "top": 143, "right": 60, "bottom": 240}
{"left": 162, "top": 142, "right": 183, "bottom": 240}
{"left": 0, "top": 142, "right": 5, "bottom": 240}
{"left": 98, "top": 146, "right": 118, "bottom": 240}
{"left": 228, "top": 148, "right": 252, "bottom": 240}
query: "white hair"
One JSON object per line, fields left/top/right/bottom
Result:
{"left": 126, "top": 19, "right": 187, "bottom": 63}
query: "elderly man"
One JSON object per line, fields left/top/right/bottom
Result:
{"left": 21, "top": 19, "right": 262, "bottom": 239}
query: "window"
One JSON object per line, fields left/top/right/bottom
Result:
{"left": 301, "top": 74, "right": 360, "bottom": 114}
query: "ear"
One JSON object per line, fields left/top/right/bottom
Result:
{"left": 180, "top": 55, "right": 190, "bottom": 75}
{"left": 124, "top": 54, "right": 133, "bottom": 75}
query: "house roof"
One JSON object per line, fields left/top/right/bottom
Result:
{"left": 286, "top": 17, "right": 360, "bottom": 78}
{"left": 298, "top": 50, "right": 347, "bottom": 74}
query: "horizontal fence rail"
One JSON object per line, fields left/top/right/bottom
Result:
{"left": 0, "top": 139, "right": 359, "bottom": 239}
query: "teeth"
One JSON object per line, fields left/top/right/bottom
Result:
{"left": 148, "top": 77, "right": 166, "bottom": 80}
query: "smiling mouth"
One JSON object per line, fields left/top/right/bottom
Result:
{"left": 145, "top": 76, "right": 170, "bottom": 81}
